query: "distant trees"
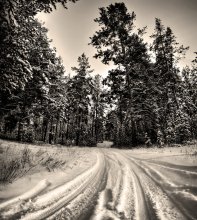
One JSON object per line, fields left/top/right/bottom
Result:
{"left": 66, "top": 54, "right": 93, "bottom": 145}
{"left": 91, "top": 74, "right": 105, "bottom": 142}
{"left": 64, "top": 54, "right": 105, "bottom": 146}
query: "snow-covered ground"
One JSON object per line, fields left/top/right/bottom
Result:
{"left": 0, "top": 140, "right": 197, "bottom": 220}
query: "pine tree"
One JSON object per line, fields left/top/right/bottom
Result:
{"left": 150, "top": 18, "right": 190, "bottom": 144}
{"left": 90, "top": 75, "right": 105, "bottom": 142}
{"left": 0, "top": 17, "right": 66, "bottom": 142}
{"left": 66, "top": 54, "right": 94, "bottom": 146}
{"left": 91, "top": 3, "right": 155, "bottom": 146}
{"left": 180, "top": 60, "right": 197, "bottom": 140}
{"left": 0, "top": 0, "right": 79, "bottom": 128}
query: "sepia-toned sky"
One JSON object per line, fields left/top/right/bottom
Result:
{"left": 37, "top": 0, "right": 197, "bottom": 76}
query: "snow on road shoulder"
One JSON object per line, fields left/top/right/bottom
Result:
{"left": 0, "top": 143, "right": 96, "bottom": 201}
{"left": 0, "top": 179, "right": 50, "bottom": 210}
{"left": 125, "top": 144, "right": 197, "bottom": 166}
{"left": 30, "top": 151, "right": 103, "bottom": 209}
{"left": 16, "top": 152, "right": 105, "bottom": 220}
{"left": 0, "top": 145, "right": 99, "bottom": 220}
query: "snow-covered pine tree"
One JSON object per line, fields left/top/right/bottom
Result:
{"left": 66, "top": 54, "right": 94, "bottom": 146}
{"left": 151, "top": 18, "right": 190, "bottom": 144}
{"left": 91, "top": 3, "right": 156, "bottom": 147}
{"left": 0, "top": 16, "right": 66, "bottom": 142}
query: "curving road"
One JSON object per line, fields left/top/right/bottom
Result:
{"left": 1, "top": 147, "right": 197, "bottom": 220}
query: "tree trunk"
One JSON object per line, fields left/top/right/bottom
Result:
{"left": 17, "top": 120, "right": 23, "bottom": 141}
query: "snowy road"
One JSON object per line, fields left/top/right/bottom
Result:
{"left": 1, "top": 146, "right": 197, "bottom": 220}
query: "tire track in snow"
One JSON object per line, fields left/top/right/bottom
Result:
{"left": 140, "top": 163, "right": 197, "bottom": 220}
{"left": 47, "top": 161, "right": 107, "bottom": 220}
{"left": 129, "top": 169, "right": 156, "bottom": 220}
{"left": 90, "top": 152, "right": 123, "bottom": 220}
{"left": 143, "top": 160, "right": 197, "bottom": 176}
{"left": 0, "top": 180, "right": 50, "bottom": 210}
{"left": 90, "top": 151, "right": 137, "bottom": 220}
{"left": 125, "top": 154, "right": 196, "bottom": 220}
{"left": 1, "top": 152, "right": 106, "bottom": 220}
{"left": 118, "top": 153, "right": 158, "bottom": 220}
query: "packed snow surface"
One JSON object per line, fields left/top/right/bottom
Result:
{"left": 0, "top": 140, "right": 197, "bottom": 220}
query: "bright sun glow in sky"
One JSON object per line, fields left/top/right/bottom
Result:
{"left": 37, "top": 0, "right": 197, "bottom": 76}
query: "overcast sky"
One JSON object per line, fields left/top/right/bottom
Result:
{"left": 37, "top": 0, "right": 197, "bottom": 76}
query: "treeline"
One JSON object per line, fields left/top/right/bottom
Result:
{"left": 0, "top": 0, "right": 104, "bottom": 146}
{"left": 0, "top": 2, "right": 196, "bottom": 147}
{"left": 91, "top": 3, "right": 197, "bottom": 147}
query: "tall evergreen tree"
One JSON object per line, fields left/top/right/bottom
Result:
{"left": 151, "top": 18, "right": 190, "bottom": 144}
{"left": 91, "top": 3, "right": 154, "bottom": 146}
{"left": 66, "top": 54, "right": 94, "bottom": 146}
{"left": 91, "top": 75, "right": 105, "bottom": 142}
{"left": 0, "top": 17, "right": 66, "bottom": 142}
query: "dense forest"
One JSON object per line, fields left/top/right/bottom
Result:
{"left": 0, "top": 1, "right": 196, "bottom": 147}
